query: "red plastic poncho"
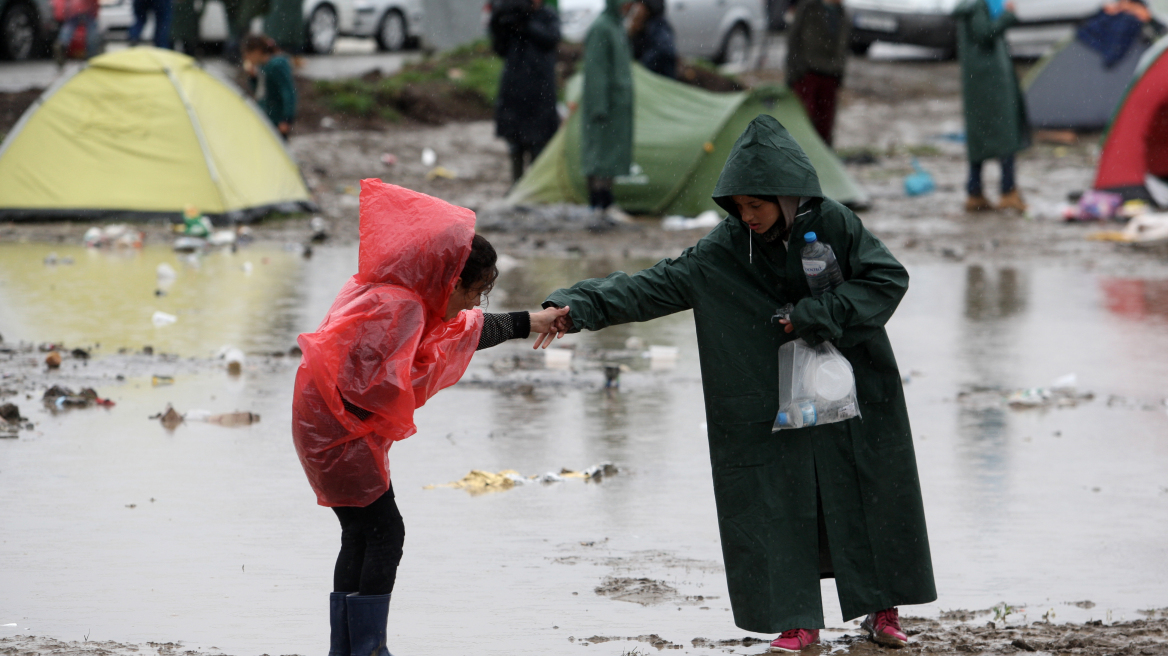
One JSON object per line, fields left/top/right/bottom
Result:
{"left": 292, "top": 180, "right": 484, "bottom": 507}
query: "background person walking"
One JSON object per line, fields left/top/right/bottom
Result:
{"left": 128, "top": 0, "right": 173, "bottom": 48}
{"left": 242, "top": 35, "right": 297, "bottom": 139}
{"left": 955, "top": 0, "right": 1030, "bottom": 212}
{"left": 490, "top": 0, "right": 561, "bottom": 185}
{"left": 581, "top": 0, "right": 634, "bottom": 216}
{"left": 785, "top": 0, "right": 850, "bottom": 146}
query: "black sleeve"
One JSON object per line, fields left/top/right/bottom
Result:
{"left": 476, "top": 312, "right": 531, "bottom": 350}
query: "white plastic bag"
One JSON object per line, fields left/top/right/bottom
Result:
{"left": 773, "top": 338, "right": 860, "bottom": 431}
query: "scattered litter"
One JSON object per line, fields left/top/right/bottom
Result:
{"left": 645, "top": 345, "right": 679, "bottom": 370}
{"left": 44, "top": 351, "right": 62, "bottom": 369}
{"left": 1006, "top": 374, "right": 1094, "bottom": 409}
{"left": 545, "top": 348, "right": 573, "bottom": 369}
{"left": 172, "top": 236, "right": 206, "bottom": 253}
{"left": 178, "top": 206, "right": 213, "bottom": 237}
{"left": 186, "top": 410, "right": 261, "bottom": 426}
{"left": 904, "top": 158, "right": 935, "bottom": 197}
{"left": 320, "top": 116, "right": 337, "bottom": 129}
{"left": 380, "top": 153, "right": 397, "bottom": 167}
{"left": 43, "top": 252, "right": 73, "bottom": 265}
{"left": 425, "top": 166, "right": 457, "bottom": 181}
{"left": 1087, "top": 212, "right": 1168, "bottom": 245}
{"left": 208, "top": 230, "right": 236, "bottom": 246}
{"left": 310, "top": 216, "right": 330, "bottom": 242}
{"left": 83, "top": 224, "right": 143, "bottom": 248}
{"left": 152, "top": 311, "right": 177, "bottom": 327}
{"left": 220, "top": 346, "right": 245, "bottom": 375}
{"left": 151, "top": 405, "right": 184, "bottom": 430}
{"left": 421, "top": 147, "right": 437, "bottom": 166}
{"left": 156, "top": 263, "right": 177, "bottom": 281}
{"left": 426, "top": 463, "right": 618, "bottom": 495}
{"left": 934, "top": 131, "right": 966, "bottom": 143}
{"left": 662, "top": 210, "right": 721, "bottom": 231}
{"left": 0, "top": 403, "right": 22, "bottom": 423}
{"left": 1066, "top": 190, "right": 1123, "bottom": 221}
{"left": 151, "top": 375, "right": 174, "bottom": 386}
{"left": 242, "top": 261, "right": 254, "bottom": 274}
{"left": 43, "top": 385, "right": 115, "bottom": 409}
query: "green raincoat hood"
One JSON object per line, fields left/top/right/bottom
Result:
{"left": 711, "top": 114, "right": 824, "bottom": 217}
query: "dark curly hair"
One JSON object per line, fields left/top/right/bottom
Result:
{"left": 460, "top": 234, "right": 499, "bottom": 299}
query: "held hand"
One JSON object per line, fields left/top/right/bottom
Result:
{"left": 1005, "top": 1, "right": 1016, "bottom": 12}
{"left": 531, "top": 306, "right": 573, "bottom": 349}
{"left": 530, "top": 305, "right": 570, "bottom": 335}
{"left": 779, "top": 318, "right": 795, "bottom": 334}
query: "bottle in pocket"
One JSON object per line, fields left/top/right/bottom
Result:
{"left": 801, "top": 232, "right": 845, "bottom": 297}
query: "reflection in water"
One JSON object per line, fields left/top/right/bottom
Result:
{"left": 1101, "top": 278, "right": 1168, "bottom": 320}
{"left": 956, "top": 264, "right": 1030, "bottom": 504}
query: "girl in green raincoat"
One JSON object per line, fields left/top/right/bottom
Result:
{"left": 537, "top": 115, "right": 936, "bottom": 652}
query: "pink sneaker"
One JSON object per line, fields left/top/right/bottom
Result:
{"left": 769, "top": 628, "right": 820, "bottom": 652}
{"left": 861, "top": 607, "right": 908, "bottom": 648}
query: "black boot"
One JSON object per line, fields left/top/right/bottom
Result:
{"left": 328, "top": 592, "right": 352, "bottom": 656}
{"left": 347, "top": 594, "right": 394, "bottom": 656}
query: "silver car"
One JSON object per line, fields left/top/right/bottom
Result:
{"left": 100, "top": 0, "right": 423, "bottom": 52}
{"left": 559, "top": 0, "right": 767, "bottom": 66}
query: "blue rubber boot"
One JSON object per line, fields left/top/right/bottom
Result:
{"left": 346, "top": 594, "right": 394, "bottom": 656}
{"left": 328, "top": 592, "right": 353, "bottom": 656}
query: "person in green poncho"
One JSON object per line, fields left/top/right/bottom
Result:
{"left": 536, "top": 115, "right": 936, "bottom": 653}
{"left": 954, "top": 0, "right": 1030, "bottom": 213}
{"left": 580, "top": 0, "right": 634, "bottom": 216}
{"left": 243, "top": 35, "right": 297, "bottom": 139}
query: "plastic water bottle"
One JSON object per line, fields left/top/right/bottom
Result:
{"left": 776, "top": 400, "right": 817, "bottom": 429}
{"left": 801, "top": 232, "right": 845, "bottom": 297}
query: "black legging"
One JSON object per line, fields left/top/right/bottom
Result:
{"left": 332, "top": 487, "right": 405, "bottom": 595}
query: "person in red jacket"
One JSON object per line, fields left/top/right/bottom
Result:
{"left": 292, "top": 180, "right": 568, "bottom": 656}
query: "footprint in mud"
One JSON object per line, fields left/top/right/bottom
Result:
{"left": 594, "top": 577, "right": 681, "bottom": 606}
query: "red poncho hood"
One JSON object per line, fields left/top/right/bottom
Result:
{"left": 292, "top": 180, "right": 485, "bottom": 507}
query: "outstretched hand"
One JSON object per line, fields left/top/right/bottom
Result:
{"left": 531, "top": 306, "right": 573, "bottom": 349}
{"left": 531, "top": 306, "right": 572, "bottom": 349}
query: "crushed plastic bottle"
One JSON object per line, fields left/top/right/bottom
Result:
{"left": 775, "top": 400, "right": 817, "bottom": 429}
{"left": 801, "top": 232, "right": 845, "bottom": 297}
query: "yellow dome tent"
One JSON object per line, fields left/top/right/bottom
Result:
{"left": 0, "top": 47, "right": 313, "bottom": 221}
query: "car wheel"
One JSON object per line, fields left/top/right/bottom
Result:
{"left": 304, "top": 4, "right": 338, "bottom": 54}
{"left": 375, "top": 9, "right": 405, "bottom": 51}
{"left": 848, "top": 39, "right": 872, "bottom": 57}
{"left": 717, "top": 23, "right": 751, "bottom": 67}
{"left": 1, "top": 1, "right": 38, "bottom": 61}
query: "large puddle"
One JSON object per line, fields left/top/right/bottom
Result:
{"left": 2, "top": 242, "right": 1167, "bottom": 655}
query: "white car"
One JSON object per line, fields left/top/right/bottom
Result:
{"left": 559, "top": 0, "right": 767, "bottom": 66}
{"left": 845, "top": 0, "right": 1168, "bottom": 56}
{"left": 100, "top": 0, "right": 423, "bottom": 52}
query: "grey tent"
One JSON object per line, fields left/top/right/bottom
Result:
{"left": 1023, "top": 37, "right": 1150, "bottom": 130}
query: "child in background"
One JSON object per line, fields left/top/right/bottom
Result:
{"left": 242, "top": 35, "right": 297, "bottom": 139}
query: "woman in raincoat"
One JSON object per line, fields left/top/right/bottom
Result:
{"left": 580, "top": 0, "right": 634, "bottom": 213}
{"left": 954, "top": 0, "right": 1030, "bottom": 212}
{"left": 292, "top": 180, "right": 568, "bottom": 656}
{"left": 537, "top": 115, "right": 936, "bottom": 652}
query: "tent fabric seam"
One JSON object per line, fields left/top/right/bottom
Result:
{"left": 162, "top": 64, "right": 226, "bottom": 208}
{"left": 0, "top": 67, "right": 82, "bottom": 161}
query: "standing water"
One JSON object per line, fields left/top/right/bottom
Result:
{"left": 1, "top": 244, "right": 1167, "bottom": 656}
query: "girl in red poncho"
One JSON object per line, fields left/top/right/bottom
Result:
{"left": 292, "top": 180, "right": 568, "bottom": 656}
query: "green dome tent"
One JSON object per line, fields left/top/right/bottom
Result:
{"left": 505, "top": 65, "right": 869, "bottom": 216}
{"left": 0, "top": 47, "right": 313, "bottom": 221}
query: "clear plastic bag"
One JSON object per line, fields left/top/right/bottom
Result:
{"left": 772, "top": 338, "right": 860, "bottom": 431}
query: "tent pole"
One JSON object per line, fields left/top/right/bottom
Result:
{"left": 162, "top": 65, "right": 228, "bottom": 207}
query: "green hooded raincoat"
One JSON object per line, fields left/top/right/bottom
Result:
{"left": 954, "top": 0, "right": 1030, "bottom": 163}
{"left": 580, "top": 0, "right": 634, "bottom": 178}
{"left": 545, "top": 115, "right": 936, "bottom": 632}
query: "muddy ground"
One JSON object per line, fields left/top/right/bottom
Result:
{"left": 3, "top": 51, "right": 1168, "bottom": 656}
{"left": 4, "top": 613, "right": 1168, "bottom": 655}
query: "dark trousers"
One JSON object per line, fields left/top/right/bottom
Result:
{"left": 968, "top": 155, "right": 1016, "bottom": 196}
{"left": 587, "top": 176, "right": 614, "bottom": 210}
{"left": 332, "top": 487, "right": 405, "bottom": 595}
{"left": 791, "top": 72, "right": 841, "bottom": 147}
{"left": 129, "top": 0, "right": 173, "bottom": 48}
{"left": 508, "top": 138, "right": 548, "bottom": 184}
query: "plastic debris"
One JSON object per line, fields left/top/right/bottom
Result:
{"left": 904, "top": 158, "right": 935, "bottom": 197}
{"left": 156, "top": 263, "right": 177, "bottom": 281}
{"left": 151, "top": 375, "right": 174, "bottom": 386}
{"left": 152, "top": 405, "right": 184, "bottom": 430}
{"left": 425, "top": 166, "right": 457, "bottom": 181}
{"left": 221, "top": 346, "right": 245, "bottom": 375}
{"left": 421, "top": 147, "right": 437, "bottom": 166}
{"left": 662, "top": 210, "right": 721, "bottom": 231}
{"left": 545, "top": 348, "right": 573, "bottom": 369}
{"left": 320, "top": 116, "right": 337, "bottom": 129}
{"left": 208, "top": 230, "right": 236, "bottom": 246}
{"left": 43, "top": 385, "right": 115, "bottom": 409}
{"left": 1007, "top": 374, "right": 1094, "bottom": 409}
{"left": 426, "top": 463, "right": 619, "bottom": 495}
{"left": 44, "top": 351, "right": 62, "bottom": 369}
{"left": 1087, "top": 212, "right": 1168, "bottom": 245}
{"left": 645, "top": 345, "right": 679, "bottom": 370}
{"left": 179, "top": 206, "right": 213, "bottom": 237}
{"left": 152, "top": 311, "right": 177, "bottom": 327}
{"left": 380, "top": 153, "right": 397, "bottom": 166}
{"left": 84, "top": 224, "right": 143, "bottom": 248}
{"left": 172, "top": 236, "right": 206, "bottom": 253}
{"left": 1066, "top": 190, "right": 1123, "bottom": 221}
{"left": 310, "top": 216, "right": 330, "bottom": 243}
